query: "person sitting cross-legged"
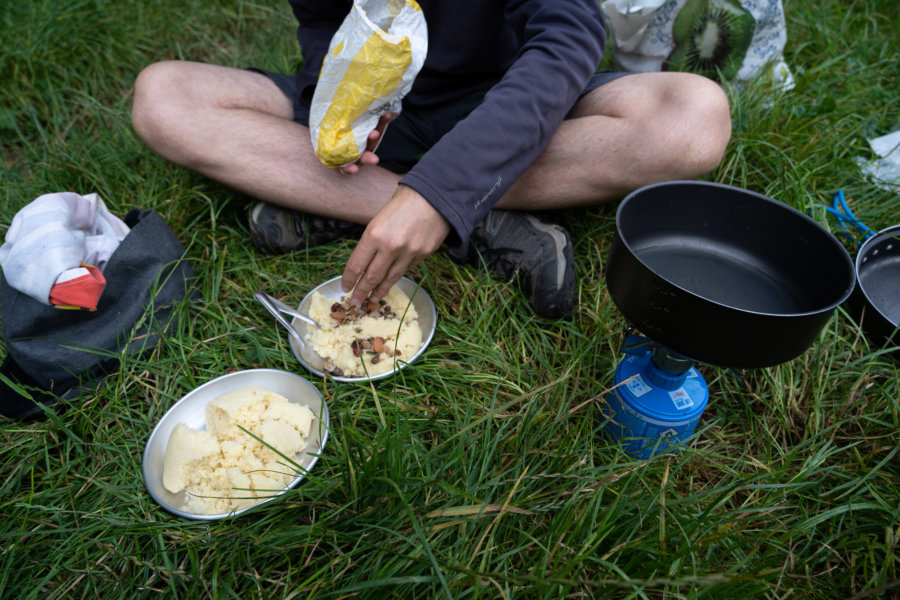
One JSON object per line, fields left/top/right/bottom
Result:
{"left": 131, "top": 0, "right": 732, "bottom": 319}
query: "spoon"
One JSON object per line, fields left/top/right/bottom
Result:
{"left": 255, "top": 291, "right": 321, "bottom": 328}
{"left": 254, "top": 291, "right": 322, "bottom": 350}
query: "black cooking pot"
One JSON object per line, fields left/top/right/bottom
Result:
{"left": 848, "top": 224, "right": 900, "bottom": 349}
{"left": 605, "top": 181, "right": 856, "bottom": 368}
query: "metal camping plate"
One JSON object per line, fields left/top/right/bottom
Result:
{"left": 288, "top": 276, "right": 437, "bottom": 382}
{"left": 143, "top": 369, "right": 329, "bottom": 520}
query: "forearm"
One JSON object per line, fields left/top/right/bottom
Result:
{"left": 400, "top": 0, "right": 606, "bottom": 249}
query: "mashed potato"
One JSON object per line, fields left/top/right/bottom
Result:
{"left": 305, "top": 285, "right": 423, "bottom": 377}
{"left": 162, "top": 385, "right": 315, "bottom": 515}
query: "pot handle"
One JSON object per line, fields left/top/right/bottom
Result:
{"left": 823, "top": 190, "right": 876, "bottom": 246}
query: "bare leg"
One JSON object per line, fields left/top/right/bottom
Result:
{"left": 133, "top": 63, "right": 728, "bottom": 219}
{"left": 131, "top": 60, "right": 401, "bottom": 225}
{"left": 132, "top": 62, "right": 729, "bottom": 318}
{"left": 497, "top": 72, "right": 732, "bottom": 210}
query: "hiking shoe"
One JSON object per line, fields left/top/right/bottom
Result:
{"left": 466, "top": 211, "right": 575, "bottom": 319}
{"left": 249, "top": 202, "right": 365, "bottom": 254}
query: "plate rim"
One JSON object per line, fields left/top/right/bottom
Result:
{"left": 289, "top": 275, "right": 436, "bottom": 382}
{"left": 142, "top": 368, "right": 330, "bottom": 520}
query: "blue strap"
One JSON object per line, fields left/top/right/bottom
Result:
{"left": 822, "top": 190, "right": 876, "bottom": 246}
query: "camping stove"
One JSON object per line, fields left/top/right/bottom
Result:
{"left": 602, "top": 182, "right": 857, "bottom": 458}
{"left": 605, "top": 332, "right": 709, "bottom": 459}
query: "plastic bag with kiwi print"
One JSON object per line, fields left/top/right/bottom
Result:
{"left": 600, "top": 0, "right": 794, "bottom": 91}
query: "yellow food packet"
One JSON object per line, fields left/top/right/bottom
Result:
{"left": 310, "top": 0, "right": 428, "bottom": 168}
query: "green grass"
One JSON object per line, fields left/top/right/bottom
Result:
{"left": 1, "top": 0, "right": 898, "bottom": 598}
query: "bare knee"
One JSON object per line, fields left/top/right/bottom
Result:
{"left": 671, "top": 74, "right": 732, "bottom": 175}
{"left": 580, "top": 72, "right": 731, "bottom": 179}
{"left": 131, "top": 61, "right": 197, "bottom": 159}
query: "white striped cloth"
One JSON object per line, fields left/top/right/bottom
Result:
{"left": 0, "top": 192, "right": 130, "bottom": 304}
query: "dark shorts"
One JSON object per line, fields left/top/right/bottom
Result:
{"left": 258, "top": 69, "right": 631, "bottom": 174}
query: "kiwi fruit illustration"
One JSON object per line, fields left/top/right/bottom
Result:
{"left": 665, "top": 0, "right": 756, "bottom": 81}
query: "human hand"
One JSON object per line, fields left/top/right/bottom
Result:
{"left": 339, "top": 112, "right": 394, "bottom": 175}
{"left": 341, "top": 185, "right": 450, "bottom": 305}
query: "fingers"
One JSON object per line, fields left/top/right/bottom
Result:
{"left": 338, "top": 130, "right": 384, "bottom": 174}
{"left": 342, "top": 235, "right": 414, "bottom": 306}
{"left": 340, "top": 245, "right": 371, "bottom": 299}
{"left": 369, "top": 260, "right": 408, "bottom": 304}
{"left": 359, "top": 150, "right": 381, "bottom": 166}
{"left": 340, "top": 185, "right": 450, "bottom": 307}
{"left": 338, "top": 113, "right": 392, "bottom": 175}
{"left": 339, "top": 150, "right": 379, "bottom": 174}
{"left": 375, "top": 112, "right": 394, "bottom": 134}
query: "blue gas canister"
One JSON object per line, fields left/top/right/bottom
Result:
{"left": 605, "top": 337, "right": 709, "bottom": 459}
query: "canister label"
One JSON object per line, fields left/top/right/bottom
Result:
{"left": 669, "top": 388, "right": 694, "bottom": 410}
{"left": 606, "top": 387, "right": 705, "bottom": 459}
{"left": 624, "top": 375, "right": 653, "bottom": 397}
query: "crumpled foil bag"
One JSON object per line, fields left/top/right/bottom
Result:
{"left": 310, "top": 0, "right": 428, "bottom": 168}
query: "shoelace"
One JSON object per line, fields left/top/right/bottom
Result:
{"left": 303, "top": 216, "right": 362, "bottom": 236}
{"left": 474, "top": 242, "right": 527, "bottom": 280}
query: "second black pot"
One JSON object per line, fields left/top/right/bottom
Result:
{"left": 848, "top": 224, "right": 900, "bottom": 351}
